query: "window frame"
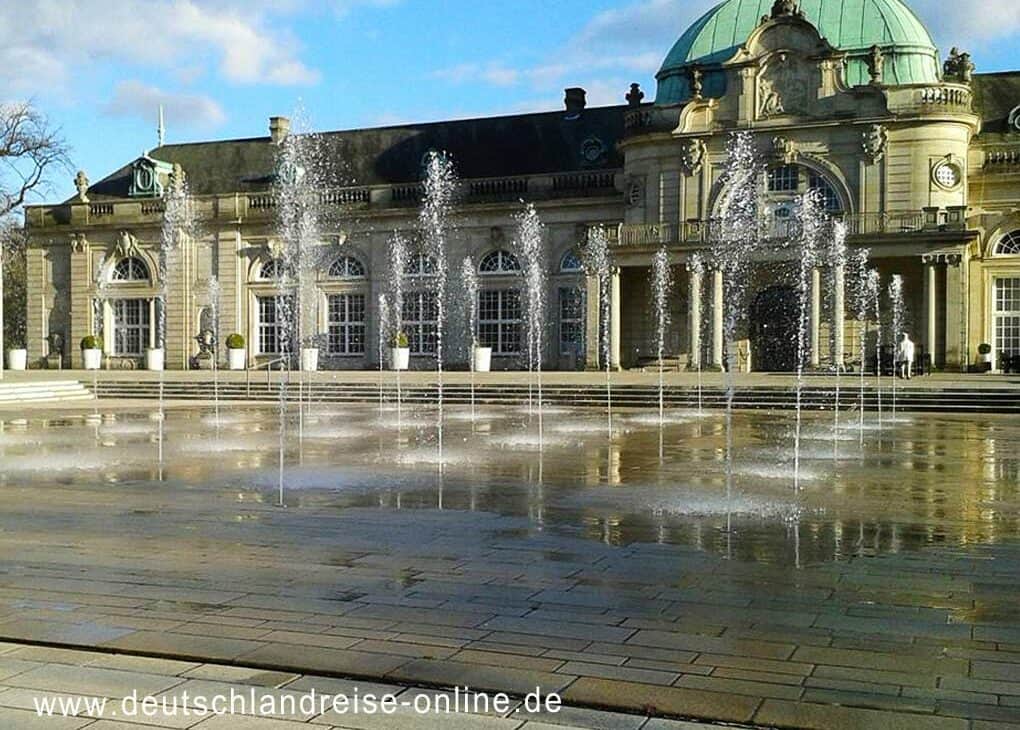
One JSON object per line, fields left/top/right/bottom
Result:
{"left": 111, "top": 298, "right": 151, "bottom": 356}
{"left": 478, "top": 287, "right": 522, "bottom": 355}
{"left": 326, "top": 292, "right": 366, "bottom": 356}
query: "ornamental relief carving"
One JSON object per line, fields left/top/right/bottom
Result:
{"left": 862, "top": 124, "right": 889, "bottom": 164}
{"left": 680, "top": 139, "right": 707, "bottom": 176}
{"left": 757, "top": 53, "right": 816, "bottom": 119}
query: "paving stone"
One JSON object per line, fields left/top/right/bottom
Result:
{"left": 238, "top": 643, "right": 409, "bottom": 677}
{"left": 451, "top": 650, "right": 564, "bottom": 673}
{"left": 478, "top": 617, "right": 633, "bottom": 644}
{"left": 192, "top": 716, "right": 327, "bottom": 730}
{"left": 627, "top": 630, "right": 794, "bottom": 661}
{"left": 754, "top": 698, "right": 968, "bottom": 730}
{"left": 511, "top": 704, "right": 645, "bottom": 730}
{"left": 4, "top": 663, "right": 184, "bottom": 698}
{"left": 84, "top": 653, "right": 202, "bottom": 675}
{"left": 971, "top": 659, "right": 1020, "bottom": 681}
{"left": 561, "top": 677, "right": 759, "bottom": 724}
{"left": 0, "top": 658, "right": 44, "bottom": 682}
{"left": 791, "top": 645, "right": 967, "bottom": 675}
{"left": 388, "top": 658, "right": 575, "bottom": 696}
{"left": 182, "top": 664, "right": 299, "bottom": 686}
{"left": 102, "top": 630, "right": 264, "bottom": 661}
{"left": 675, "top": 673, "right": 802, "bottom": 700}
{"left": 0, "top": 706, "right": 93, "bottom": 729}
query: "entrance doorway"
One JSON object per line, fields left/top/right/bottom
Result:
{"left": 751, "top": 286, "right": 799, "bottom": 372}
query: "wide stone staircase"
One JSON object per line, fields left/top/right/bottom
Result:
{"left": 89, "top": 379, "right": 1020, "bottom": 414}
{"left": 0, "top": 380, "right": 94, "bottom": 404}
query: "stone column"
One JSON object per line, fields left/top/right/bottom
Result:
{"left": 810, "top": 267, "right": 821, "bottom": 368}
{"left": 69, "top": 236, "right": 92, "bottom": 369}
{"left": 688, "top": 267, "right": 702, "bottom": 369}
{"left": 833, "top": 264, "right": 846, "bottom": 371}
{"left": 944, "top": 255, "right": 963, "bottom": 371}
{"left": 711, "top": 269, "right": 724, "bottom": 369}
{"left": 924, "top": 259, "right": 938, "bottom": 368}
{"left": 610, "top": 267, "right": 621, "bottom": 370}
{"left": 584, "top": 273, "right": 600, "bottom": 370}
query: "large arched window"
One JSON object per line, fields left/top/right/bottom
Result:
{"left": 327, "top": 255, "right": 366, "bottom": 279}
{"left": 560, "top": 250, "right": 583, "bottom": 273}
{"left": 110, "top": 257, "right": 149, "bottom": 282}
{"left": 257, "top": 259, "right": 289, "bottom": 281}
{"left": 994, "top": 231, "right": 1020, "bottom": 256}
{"left": 404, "top": 252, "right": 438, "bottom": 277}
{"left": 765, "top": 165, "right": 844, "bottom": 214}
{"left": 479, "top": 249, "right": 521, "bottom": 275}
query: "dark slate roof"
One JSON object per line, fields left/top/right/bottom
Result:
{"left": 85, "top": 105, "right": 627, "bottom": 200}
{"left": 972, "top": 72, "right": 1020, "bottom": 136}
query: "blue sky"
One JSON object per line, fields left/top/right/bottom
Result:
{"left": 2, "top": 0, "right": 1018, "bottom": 201}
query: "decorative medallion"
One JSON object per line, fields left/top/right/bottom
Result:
{"left": 580, "top": 136, "right": 607, "bottom": 166}
{"left": 625, "top": 176, "right": 644, "bottom": 207}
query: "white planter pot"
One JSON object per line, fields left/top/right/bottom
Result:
{"left": 83, "top": 349, "right": 103, "bottom": 370}
{"left": 301, "top": 347, "right": 319, "bottom": 372}
{"left": 227, "top": 348, "right": 247, "bottom": 371}
{"left": 472, "top": 346, "right": 492, "bottom": 373}
{"left": 146, "top": 348, "right": 165, "bottom": 371}
{"left": 6, "top": 349, "right": 27, "bottom": 371}
{"left": 390, "top": 347, "right": 410, "bottom": 371}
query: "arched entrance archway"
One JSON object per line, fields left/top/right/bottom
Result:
{"left": 751, "top": 286, "right": 799, "bottom": 372}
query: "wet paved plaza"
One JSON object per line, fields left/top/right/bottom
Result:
{"left": 1, "top": 402, "right": 1019, "bottom": 729}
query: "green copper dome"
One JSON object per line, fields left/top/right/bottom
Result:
{"left": 656, "top": 0, "right": 941, "bottom": 104}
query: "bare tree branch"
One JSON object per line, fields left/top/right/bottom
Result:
{"left": 0, "top": 101, "right": 71, "bottom": 220}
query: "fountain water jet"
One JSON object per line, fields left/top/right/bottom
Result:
{"left": 377, "top": 293, "right": 389, "bottom": 416}
{"left": 791, "top": 190, "right": 824, "bottom": 491}
{"left": 585, "top": 226, "right": 612, "bottom": 436}
{"left": 389, "top": 233, "right": 409, "bottom": 428}
{"left": 517, "top": 203, "right": 546, "bottom": 443}
{"left": 207, "top": 275, "right": 221, "bottom": 433}
{"left": 419, "top": 151, "right": 458, "bottom": 470}
{"left": 651, "top": 247, "right": 673, "bottom": 450}
{"left": 461, "top": 256, "right": 479, "bottom": 422}
{"left": 888, "top": 274, "right": 905, "bottom": 417}
{"left": 687, "top": 254, "right": 705, "bottom": 415}
{"left": 828, "top": 221, "right": 847, "bottom": 457}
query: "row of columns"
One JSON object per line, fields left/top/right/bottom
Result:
{"left": 588, "top": 262, "right": 849, "bottom": 372}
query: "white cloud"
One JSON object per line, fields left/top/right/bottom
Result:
{"left": 911, "top": 0, "right": 1020, "bottom": 45}
{"left": 0, "top": 0, "right": 321, "bottom": 95}
{"left": 427, "top": 0, "right": 1020, "bottom": 109}
{"left": 103, "top": 80, "right": 226, "bottom": 129}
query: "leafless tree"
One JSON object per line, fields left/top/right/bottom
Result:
{"left": 0, "top": 101, "right": 71, "bottom": 219}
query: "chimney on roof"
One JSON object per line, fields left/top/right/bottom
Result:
{"left": 269, "top": 116, "right": 291, "bottom": 145}
{"left": 564, "top": 87, "right": 587, "bottom": 116}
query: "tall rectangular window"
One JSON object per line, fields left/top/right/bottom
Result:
{"left": 995, "top": 278, "right": 1020, "bottom": 368}
{"left": 768, "top": 165, "right": 798, "bottom": 193}
{"left": 327, "top": 293, "right": 366, "bottom": 355}
{"left": 402, "top": 291, "right": 438, "bottom": 355}
{"left": 112, "top": 299, "right": 150, "bottom": 356}
{"left": 257, "top": 295, "right": 294, "bottom": 355}
{"left": 478, "top": 288, "right": 521, "bottom": 355}
{"left": 559, "top": 287, "right": 585, "bottom": 357}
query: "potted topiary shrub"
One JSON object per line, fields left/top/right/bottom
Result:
{"left": 978, "top": 343, "right": 993, "bottom": 372}
{"left": 80, "top": 335, "right": 103, "bottom": 370}
{"left": 6, "top": 333, "right": 27, "bottom": 371}
{"left": 226, "top": 333, "right": 246, "bottom": 370}
{"left": 390, "top": 331, "right": 410, "bottom": 371}
{"left": 471, "top": 338, "right": 492, "bottom": 373}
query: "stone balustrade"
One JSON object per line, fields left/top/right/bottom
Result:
{"left": 25, "top": 170, "right": 623, "bottom": 231}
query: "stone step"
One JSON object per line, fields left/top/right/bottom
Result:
{"left": 0, "top": 380, "right": 94, "bottom": 404}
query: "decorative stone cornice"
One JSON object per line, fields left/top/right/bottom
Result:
{"left": 921, "top": 251, "right": 963, "bottom": 266}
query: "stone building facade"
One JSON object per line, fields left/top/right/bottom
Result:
{"left": 21, "top": 0, "right": 1020, "bottom": 373}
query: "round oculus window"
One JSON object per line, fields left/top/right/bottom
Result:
{"left": 933, "top": 161, "right": 962, "bottom": 190}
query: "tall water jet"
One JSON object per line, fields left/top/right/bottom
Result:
{"left": 687, "top": 253, "right": 705, "bottom": 415}
{"left": 713, "top": 132, "right": 764, "bottom": 520}
{"left": 828, "top": 221, "right": 847, "bottom": 455}
{"left": 849, "top": 250, "right": 874, "bottom": 445}
{"left": 652, "top": 247, "right": 673, "bottom": 438}
{"left": 377, "top": 293, "right": 390, "bottom": 416}
{"left": 388, "top": 233, "right": 409, "bottom": 426}
{"left": 888, "top": 274, "right": 905, "bottom": 417}
{"left": 158, "top": 168, "right": 196, "bottom": 479}
{"left": 585, "top": 226, "right": 612, "bottom": 434}
{"left": 419, "top": 151, "right": 458, "bottom": 469}
{"left": 461, "top": 255, "right": 479, "bottom": 422}
{"left": 517, "top": 203, "right": 546, "bottom": 441}
{"left": 207, "top": 275, "right": 221, "bottom": 432}
{"left": 872, "top": 271, "right": 884, "bottom": 427}
{"left": 791, "top": 190, "right": 824, "bottom": 492}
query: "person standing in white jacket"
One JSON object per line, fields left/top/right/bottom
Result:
{"left": 896, "top": 332, "right": 916, "bottom": 379}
